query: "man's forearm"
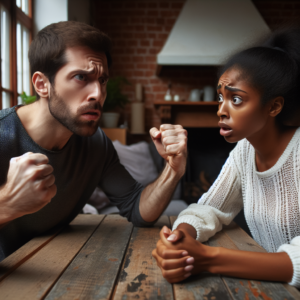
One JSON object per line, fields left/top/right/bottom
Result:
{"left": 140, "top": 163, "right": 183, "bottom": 223}
{"left": 208, "top": 247, "right": 293, "bottom": 283}
{"left": 0, "top": 186, "right": 16, "bottom": 226}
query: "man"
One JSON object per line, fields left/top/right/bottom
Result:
{"left": 0, "top": 21, "right": 187, "bottom": 261}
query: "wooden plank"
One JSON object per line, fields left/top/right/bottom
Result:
{"left": 174, "top": 274, "right": 232, "bottom": 300}
{"left": 169, "top": 218, "right": 299, "bottom": 299}
{"left": 153, "top": 101, "right": 219, "bottom": 106}
{"left": 0, "top": 214, "right": 104, "bottom": 300}
{"left": 208, "top": 223, "right": 297, "bottom": 300}
{"left": 223, "top": 277, "right": 295, "bottom": 300}
{"left": 0, "top": 228, "right": 62, "bottom": 283}
{"left": 222, "top": 222, "right": 300, "bottom": 299}
{"left": 113, "top": 215, "right": 174, "bottom": 300}
{"left": 45, "top": 215, "right": 133, "bottom": 300}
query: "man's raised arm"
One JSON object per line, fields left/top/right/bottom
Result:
{"left": 139, "top": 124, "right": 187, "bottom": 223}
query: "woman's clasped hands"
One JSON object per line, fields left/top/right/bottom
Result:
{"left": 152, "top": 224, "right": 218, "bottom": 283}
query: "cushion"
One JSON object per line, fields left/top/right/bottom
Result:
{"left": 87, "top": 140, "right": 159, "bottom": 212}
{"left": 112, "top": 140, "right": 159, "bottom": 186}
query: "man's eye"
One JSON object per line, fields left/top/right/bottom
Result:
{"left": 99, "top": 77, "right": 108, "bottom": 85}
{"left": 232, "top": 96, "right": 242, "bottom": 105}
{"left": 74, "top": 74, "right": 86, "bottom": 81}
{"left": 218, "top": 94, "right": 224, "bottom": 102}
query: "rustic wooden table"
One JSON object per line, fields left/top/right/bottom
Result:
{"left": 0, "top": 214, "right": 299, "bottom": 300}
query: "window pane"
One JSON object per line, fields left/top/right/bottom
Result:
{"left": 17, "top": 96, "right": 23, "bottom": 105}
{"left": 2, "top": 91, "right": 10, "bottom": 109}
{"left": 17, "top": 22, "right": 22, "bottom": 94}
{"left": 16, "top": 0, "right": 21, "bottom": 8}
{"left": 17, "top": 23, "right": 31, "bottom": 97}
{"left": 1, "top": 6, "right": 10, "bottom": 90}
{"left": 21, "top": 0, "right": 29, "bottom": 15}
{"left": 22, "top": 27, "right": 30, "bottom": 95}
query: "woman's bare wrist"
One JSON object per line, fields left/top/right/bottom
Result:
{"left": 176, "top": 223, "right": 197, "bottom": 239}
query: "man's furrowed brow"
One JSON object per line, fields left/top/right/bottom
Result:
{"left": 71, "top": 69, "right": 95, "bottom": 75}
{"left": 71, "top": 69, "right": 109, "bottom": 78}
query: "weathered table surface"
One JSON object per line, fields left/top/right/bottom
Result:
{"left": 0, "top": 214, "right": 299, "bottom": 300}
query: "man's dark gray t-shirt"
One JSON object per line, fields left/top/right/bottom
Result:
{"left": 0, "top": 106, "right": 150, "bottom": 261}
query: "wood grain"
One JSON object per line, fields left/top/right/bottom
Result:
{"left": 174, "top": 274, "right": 232, "bottom": 300}
{"left": 0, "top": 214, "right": 104, "bottom": 300}
{"left": 222, "top": 222, "right": 300, "bottom": 300}
{"left": 209, "top": 223, "right": 297, "bottom": 300}
{"left": 170, "top": 217, "right": 299, "bottom": 299}
{"left": 45, "top": 215, "right": 133, "bottom": 300}
{"left": 113, "top": 215, "right": 174, "bottom": 300}
{"left": 0, "top": 228, "right": 61, "bottom": 283}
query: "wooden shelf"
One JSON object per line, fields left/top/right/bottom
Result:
{"left": 102, "top": 128, "right": 127, "bottom": 145}
{"left": 153, "top": 101, "right": 219, "bottom": 106}
{"left": 153, "top": 101, "right": 219, "bottom": 128}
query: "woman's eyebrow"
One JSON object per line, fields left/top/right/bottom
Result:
{"left": 225, "top": 86, "right": 247, "bottom": 94}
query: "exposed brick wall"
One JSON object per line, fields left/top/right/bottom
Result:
{"left": 252, "top": 1, "right": 300, "bottom": 30}
{"left": 92, "top": 0, "right": 300, "bottom": 130}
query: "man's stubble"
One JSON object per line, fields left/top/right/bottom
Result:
{"left": 48, "top": 86, "right": 102, "bottom": 137}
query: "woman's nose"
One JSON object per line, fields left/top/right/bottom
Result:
{"left": 217, "top": 101, "right": 229, "bottom": 118}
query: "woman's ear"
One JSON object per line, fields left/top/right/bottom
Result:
{"left": 269, "top": 96, "right": 284, "bottom": 117}
{"left": 32, "top": 72, "right": 50, "bottom": 99}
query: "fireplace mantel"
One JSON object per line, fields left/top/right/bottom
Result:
{"left": 153, "top": 101, "right": 219, "bottom": 128}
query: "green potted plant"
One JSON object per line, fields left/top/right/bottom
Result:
{"left": 102, "top": 76, "right": 130, "bottom": 128}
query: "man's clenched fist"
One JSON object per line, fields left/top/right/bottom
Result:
{"left": 150, "top": 124, "right": 187, "bottom": 177}
{"left": 0, "top": 152, "right": 57, "bottom": 224}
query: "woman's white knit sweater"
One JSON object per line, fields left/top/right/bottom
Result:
{"left": 173, "top": 127, "right": 300, "bottom": 287}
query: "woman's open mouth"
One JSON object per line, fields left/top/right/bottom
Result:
{"left": 218, "top": 122, "right": 233, "bottom": 137}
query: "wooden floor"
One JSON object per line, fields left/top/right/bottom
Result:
{"left": 0, "top": 214, "right": 299, "bottom": 300}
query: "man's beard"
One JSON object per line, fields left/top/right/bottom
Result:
{"left": 48, "top": 87, "right": 102, "bottom": 137}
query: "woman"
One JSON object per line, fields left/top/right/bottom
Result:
{"left": 152, "top": 27, "right": 300, "bottom": 287}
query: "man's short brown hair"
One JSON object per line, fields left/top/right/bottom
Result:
{"left": 29, "top": 21, "right": 112, "bottom": 85}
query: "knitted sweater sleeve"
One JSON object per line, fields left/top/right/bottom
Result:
{"left": 277, "top": 237, "right": 300, "bottom": 288}
{"left": 172, "top": 148, "right": 243, "bottom": 242}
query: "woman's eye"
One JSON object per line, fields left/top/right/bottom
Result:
{"left": 218, "top": 94, "right": 224, "bottom": 102}
{"left": 232, "top": 96, "right": 242, "bottom": 105}
{"left": 74, "top": 74, "right": 86, "bottom": 81}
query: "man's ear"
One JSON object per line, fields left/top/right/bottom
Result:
{"left": 32, "top": 72, "right": 50, "bottom": 99}
{"left": 269, "top": 96, "right": 284, "bottom": 117}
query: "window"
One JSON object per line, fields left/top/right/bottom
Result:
{"left": 0, "top": 0, "right": 32, "bottom": 110}
{"left": 16, "top": 0, "right": 29, "bottom": 15}
{"left": 17, "top": 21, "right": 30, "bottom": 104}
{"left": 1, "top": 4, "right": 11, "bottom": 109}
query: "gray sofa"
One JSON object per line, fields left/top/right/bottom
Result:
{"left": 85, "top": 140, "right": 188, "bottom": 216}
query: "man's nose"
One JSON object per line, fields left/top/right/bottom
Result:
{"left": 87, "top": 81, "right": 102, "bottom": 102}
{"left": 217, "top": 101, "right": 229, "bottom": 118}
